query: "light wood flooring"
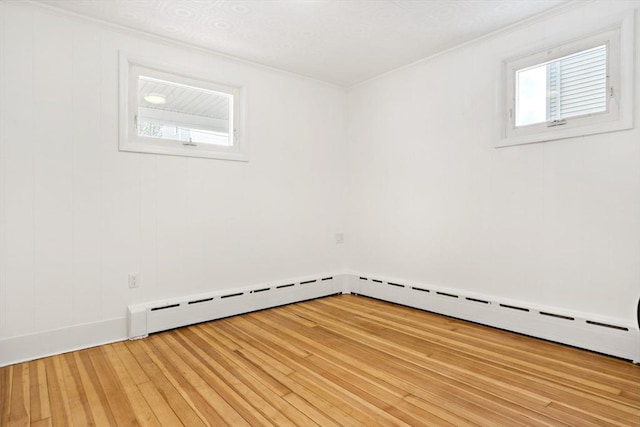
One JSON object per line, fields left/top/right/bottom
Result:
{"left": 1, "top": 294, "right": 639, "bottom": 426}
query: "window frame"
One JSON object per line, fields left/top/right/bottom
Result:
{"left": 119, "top": 52, "right": 247, "bottom": 161}
{"left": 499, "top": 14, "right": 634, "bottom": 148}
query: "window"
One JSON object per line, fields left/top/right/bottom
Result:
{"left": 515, "top": 45, "right": 607, "bottom": 128}
{"left": 500, "top": 14, "right": 634, "bottom": 147}
{"left": 119, "top": 53, "right": 246, "bottom": 161}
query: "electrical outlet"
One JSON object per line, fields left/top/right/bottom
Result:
{"left": 128, "top": 273, "right": 140, "bottom": 288}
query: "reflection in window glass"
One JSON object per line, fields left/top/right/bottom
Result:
{"left": 137, "top": 76, "right": 233, "bottom": 146}
{"left": 515, "top": 64, "right": 547, "bottom": 127}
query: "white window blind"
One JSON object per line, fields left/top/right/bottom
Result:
{"left": 547, "top": 45, "right": 607, "bottom": 121}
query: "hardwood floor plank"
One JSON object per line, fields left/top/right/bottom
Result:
{"left": 135, "top": 338, "right": 227, "bottom": 426}
{"left": 294, "top": 297, "right": 640, "bottom": 426}
{"left": 73, "top": 351, "right": 117, "bottom": 426}
{"left": 289, "top": 303, "right": 551, "bottom": 422}
{"left": 111, "top": 341, "right": 151, "bottom": 386}
{"left": 268, "top": 307, "right": 554, "bottom": 425}
{"left": 44, "top": 356, "right": 75, "bottom": 425}
{"left": 7, "top": 362, "right": 30, "bottom": 425}
{"left": 30, "top": 418, "right": 52, "bottom": 427}
{"left": 126, "top": 340, "right": 207, "bottom": 427}
{"left": 315, "top": 297, "right": 598, "bottom": 383}
{"left": 177, "top": 327, "right": 302, "bottom": 426}
{"left": 137, "top": 381, "right": 185, "bottom": 427}
{"left": 59, "top": 353, "right": 94, "bottom": 426}
{"left": 240, "top": 315, "right": 414, "bottom": 425}
{"left": 288, "top": 370, "right": 412, "bottom": 427}
{"left": 218, "top": 319, "right": 407, "bottom": 426}
{"left": 28, "top": 359, "right": 50, "bottom": 423}
{"left": 86, "top": 346, "right": 140, "bottom": 426}
{"left": 546, "top": 401, "right": 631, "bottom": 427}
{"left": 0, "top": 365, "right": 11, "bottom": 423}
{"left": 261, "top": 309, "right": 410, "bottom": 397}
{"left": 336, "top": 296, "right": 639, "bottom": 387}
{"left": 1, "top": 294, "right": 639, "bottom": 426}
{"left": 154, "top": 331, "right": 268, "bottom": 426}
{"left": 252, "top": 310, "right": 457, "bottom": 426}
{"left": 196, "top": 325, "right": 366, "bottom": 426}
{"left": 102, "top": 344, "right": 161, "bottom": 426}
{"left": 214, "top": 322, "right": 295, "bottom": 377}
{"left": 402, "top": 394, "right": 484, "bottom": 427}
{"left": 281, "top": 392, "right": 341, "bottom": 427}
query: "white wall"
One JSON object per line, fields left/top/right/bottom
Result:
{"left": 0, "top": 1, "right": 347, "bottom": 357}
{"left": 346, "top": 1, "right": 640, "bottom": 323}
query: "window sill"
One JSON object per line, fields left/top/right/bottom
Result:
{"left": 496, "top": 116, "right": 633, "bottom": 148}
{"left": 119, "top": 141, "right": 249, "bottom": 162}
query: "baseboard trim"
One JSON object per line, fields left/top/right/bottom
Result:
{"left": 0, "top": 317, "right": 127, "bottom": 367}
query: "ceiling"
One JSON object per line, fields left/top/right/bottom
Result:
{"left": 34, "top": 0, "right": 570, "bottom": 86}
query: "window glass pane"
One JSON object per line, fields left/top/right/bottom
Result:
{"left": 137, "top": 76, "right": 233, "bottom": 146}
{"left": 515, "top": 64, "right": 547, "bottom": 127}
{"left": 515, "top": 45, "right": 607, "bottom": 127}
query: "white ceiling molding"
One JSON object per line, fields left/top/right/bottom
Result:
{"left": 31, "top": 0, "right": 570, "bottom": 86}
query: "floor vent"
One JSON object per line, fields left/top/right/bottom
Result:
{"left": 387, "top": 282, "right": 405, "bottom": 288}
{"left": 466, "top": 297, "right": 490, "bottom": 304}
{"left": 500, "top": 304, "right": 530, "bottom": 312}
{"left": 586, "top": 320, "right": 628, "bottom": 331}
{"left": 540, "top": 311, "right": 574, "bottom": 321}
{"left": 150, "top": 304, "right": 179, "bottom": 311}
{"left": 221, "top": 292, "right": 244, "bottom": 299}
{"left": 437, "top": 292, "right": 459, "bottom": 298}
{"left": 188, "top": 297, "right": 213, "bottom": 305}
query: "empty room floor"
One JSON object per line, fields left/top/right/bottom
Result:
{"left": 1, "top": 294, "right": 639, "bottom": 426}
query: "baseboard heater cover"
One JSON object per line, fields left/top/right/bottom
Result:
{"left": 127, "top": 273, "right": 639, "bottom": 363}
{"left": 347, "top": 274, "right": 640, "bottom": 364}
{"left": 128, "top": 275, "right": 342, "bottom": 339}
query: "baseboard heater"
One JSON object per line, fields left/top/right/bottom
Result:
{"left": 128, "top": 275, "right": 342, "bottom": 339}
{"left": 127, "top": 273, "right": 639, "bottom": 363}
{"left": 347, "top": 275, "right": 640, "bottom": 364}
